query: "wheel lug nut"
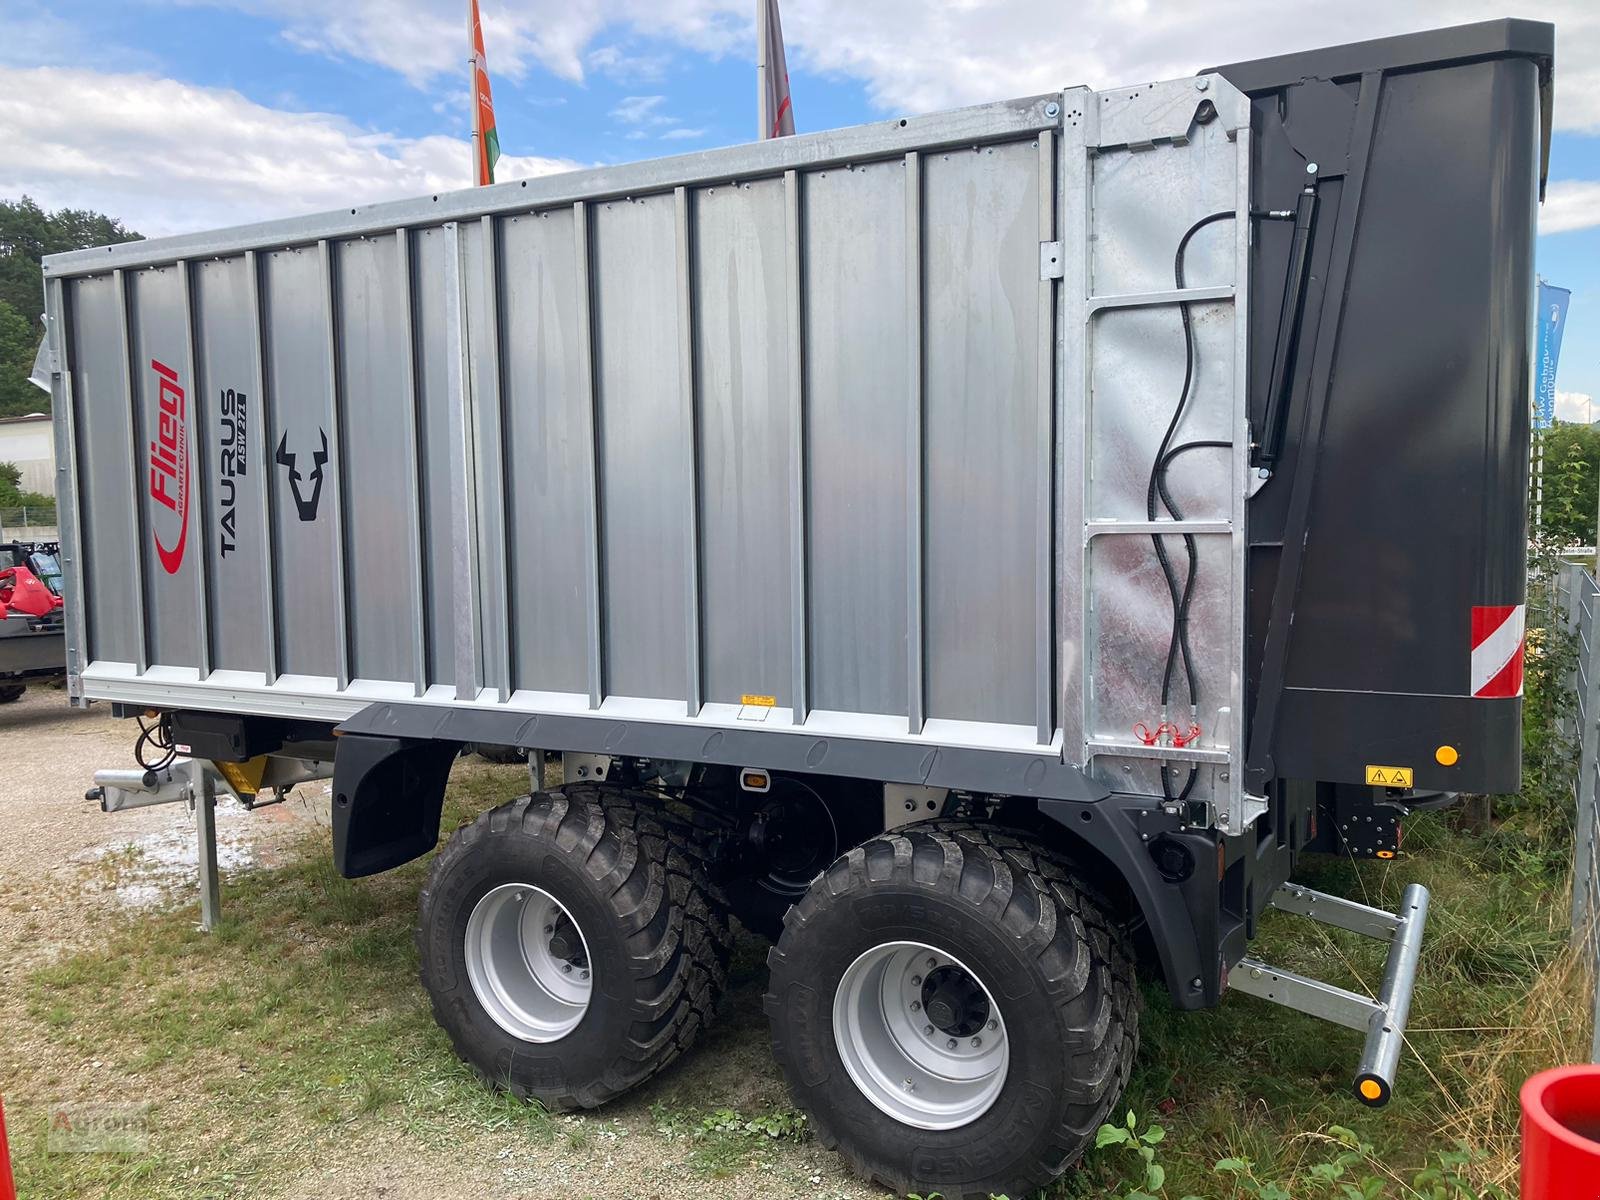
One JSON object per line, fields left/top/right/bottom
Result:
{"left": 580, "top": 970, "right": 590, "bottom": 980}
{"left": 561, "top": 963, "right": 572, "bottom": 974}
{"left": 926, "top": 957, "right": 937, "bottom": 969}
{"left": 923, "top": 1025, "right": 934, "bottom": 1036}
{"left": 971, "top": 1037, "right": 982, "bottom": 1048}
{"left": 987, "top": 1019, "right": 998, "bottom": 1031}
{"left": 910, "top": 1000, "right": 921, "bottom": 1011}
{"left": 544, "top": 925, "right": 554, "bottom": 935}
{"left": 946, "top": 1038, "right": 957, "bottom": 1050}
{"left": 910, "top": 975, "right": 922, "bottom": 987}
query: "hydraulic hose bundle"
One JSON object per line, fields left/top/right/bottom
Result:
{"left": 1147, "top": 210, "right": 1234, "bottom": 804}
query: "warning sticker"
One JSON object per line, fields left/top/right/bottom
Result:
{"left": 740, "top": 694, "right": 777, "bottom": 708}
{"left": 1365, "top": 765, "right": 1414, "bottom": 788}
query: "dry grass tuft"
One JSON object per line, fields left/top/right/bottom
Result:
{"left": 1441, "top": 906, "right": 1597, "bottom": 1192}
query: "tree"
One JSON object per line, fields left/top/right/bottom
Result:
{"left": 1537, "top": 423, "right": 1600, "bottom": 547}
{"left": 0, "top": 196, "right": 142, "bottom": 417}
{"left": 0, "top": 461, "right": 51, "bottom": 509}
{"left": 0, "top": 300, "right": 42, "bottom": 418}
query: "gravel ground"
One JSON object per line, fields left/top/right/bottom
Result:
{"left": 0, "top": 686, "right": 880, "bottom": 1200}
{"left": 0, "top": 685, "right": 323, "bottom": 973}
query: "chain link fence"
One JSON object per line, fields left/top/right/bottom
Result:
{"left": 0, "top": 504, "right": 58, "bottom": 542}
{"left": 1557, "top": 561, "right": 1600, "bottom": 1061}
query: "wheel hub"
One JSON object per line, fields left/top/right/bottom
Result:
{"left": 921, "top": 966, "right": 989, "bottom": 1037}
{"left": 832, "top": 941, "right": 1009, "bottom": 1129}
{"left": 546, "top": 912, "right": 588, "bottom": 968}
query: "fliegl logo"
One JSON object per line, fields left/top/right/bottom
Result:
{"left": 148, "top": 359, "right": 191, "bottom": 575}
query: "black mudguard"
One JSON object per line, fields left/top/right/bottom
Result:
{"left": 331, "top": 734, "right": 460, "bottom": 878}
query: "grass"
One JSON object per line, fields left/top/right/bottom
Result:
{"left": 1066, "top": 573, "right": 1596, "bottom": 1199}
{"left": 1065, "top": 816, "right": 1593, "bottom": 1199}
{"left": 3, "top": 764, "right": 832, "bottom": 1199}
{"left": 5, "top": 767, "right": 563, "bottom": 1198}
{"left": 5, "top": 645, "right": 1594, "bottom": 1199}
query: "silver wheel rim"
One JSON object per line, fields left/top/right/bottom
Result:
{"left": 464, "top": 883, "right": 592, "bottom": 1042}
{"left": 832, "top": 940, "right": 1009, "bottom": 1129}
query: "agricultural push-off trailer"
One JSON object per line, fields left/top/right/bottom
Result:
{"left": 47, "top": 19, "right": 1551, "bottom": 1198}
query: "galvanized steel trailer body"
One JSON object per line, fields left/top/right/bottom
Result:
{"left": 44, "top": 82, "right": 1254, "bottom": 816}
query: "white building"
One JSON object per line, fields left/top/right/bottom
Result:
{"left": 0, "top": 413, "right": 54, "bottom": 495}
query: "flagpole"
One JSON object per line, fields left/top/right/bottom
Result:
{"left": 756, "top": 0, "right": 770, "bottom": 140}
{"left": 469, "top": 1, "right": 482, "bottom": 183}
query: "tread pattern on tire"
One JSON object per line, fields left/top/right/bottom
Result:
{"left": 418, "top": 783, "right": 733, "bottom": 1110}
{"left": 767, "top": 819, "right": 1140, "bottom": 1200}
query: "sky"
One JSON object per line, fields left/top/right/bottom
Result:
{"left": 0, "top": 0, "right": 1596, "bottom": 410}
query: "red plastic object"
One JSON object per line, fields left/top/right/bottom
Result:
{"left": 1522, "top": 1064, "right": 1600, "bottom": 1200}
{"left": 0, "top": 1095, "right": 15, "bottom": 1200}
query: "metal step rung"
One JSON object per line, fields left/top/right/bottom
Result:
{"left": 1229, "top": 882, "right": 1430, "bottom": 1108}
{"left": 1086, "top": 739, "right": 1228, "bottom": 764}
{"left": 1087, "top": 283, "right": 1235, "bottom": 312}
{"left": 1086, "top": 519, "right": 1232, "bottom": 539}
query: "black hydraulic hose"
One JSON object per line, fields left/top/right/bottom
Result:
{"left": 1148, "top": 211, "right": 1234, "bottom": 802}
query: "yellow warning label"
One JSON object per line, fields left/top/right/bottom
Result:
{"left": 1365, "top": 765, "right": 1414, "bottom": 787}
{"left": 740, "top": 694, "right": 777, "bottom": 708}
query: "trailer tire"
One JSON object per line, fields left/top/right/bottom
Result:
{"left": 766, "top": 821, "right": 1138, "bottom": 1200}
{"left": 417, "top": 784, "right": 732, "bottom": 1110}
{"left": 0, "top": 683, "right": 24, "bottom": 704}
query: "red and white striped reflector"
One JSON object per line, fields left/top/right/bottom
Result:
{"left": 1471, "top": 604, "right": 1526, "bottom": 698}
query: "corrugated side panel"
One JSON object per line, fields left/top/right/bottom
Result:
{"left": 803, "top": 159, "right": 911, "bottom": 719}
{"left": 68, "top": 274, "right": 140, "bottom": 666}
{"left": 592, "top": 194, "right": 692, "bottom": 703}
{"left": 693, "top": 179, "right": 794, "bottom": 709}
{"left": 922, "top": 142, "right": 1043, "bottom": 728}
{"left": 334, "top": 235, "right": 416, "bottom": 684}
{"left": 498, "top": 210, "right": 591, "bottom": 696}
{"left": 192, "top": 257, "right": 269, "bottom": 673}
{"left": 410, "top": 228, "right": 459, "bottom": 688}
{"left": 260, "top": 247, "right": 340, "bottom": 680}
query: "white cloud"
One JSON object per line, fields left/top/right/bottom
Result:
{"left": 191, "top": 0, "right": 742, "bottom": 87}
{"left": 0, "top": 67, "right": 581, "bottom": 239}
{"left": 611, "top": 94, "right": 670, "bottom": 126}
{"left": 1557, "top": 390, "right": 1596, "bottom": 423}
{"left": 587, "top": 44, "right": 673, "bottom": 84}
{"left": 610, "top": 93, "right": 693, "bottom": 137}
{"left": 1541, "top": 181, "right": 1600, "bottom": 235}
{"left": 193, "top": 0, "right": 1600, "bottom": 134}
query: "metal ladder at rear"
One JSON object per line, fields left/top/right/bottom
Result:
{"left": 1229, "top": 881, "right": 1432, "bottom": 1107}
{"left": 1056, "top": 74, "right": 1264, "bottom": 835}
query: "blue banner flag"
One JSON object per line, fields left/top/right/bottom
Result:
{"left": 1534, "top": 280, "right": 1571, "bottom": 429}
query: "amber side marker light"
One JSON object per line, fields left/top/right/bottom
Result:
{"left": 1435, "top": 745, "right": 1459, "bottom": 766}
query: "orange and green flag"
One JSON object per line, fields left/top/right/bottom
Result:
{"left": 469, "top": 0, "right": 499, "bottom": 185}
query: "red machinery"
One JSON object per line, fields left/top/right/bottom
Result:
{"left": 0, "top": 542, "right": 66, "bottom": 703}
{"left": 0, "top": 561, "right": 62, "bottom": 620}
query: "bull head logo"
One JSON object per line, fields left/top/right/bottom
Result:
{"left": 275, "top": 428, "right": 329, "bottom": 522}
